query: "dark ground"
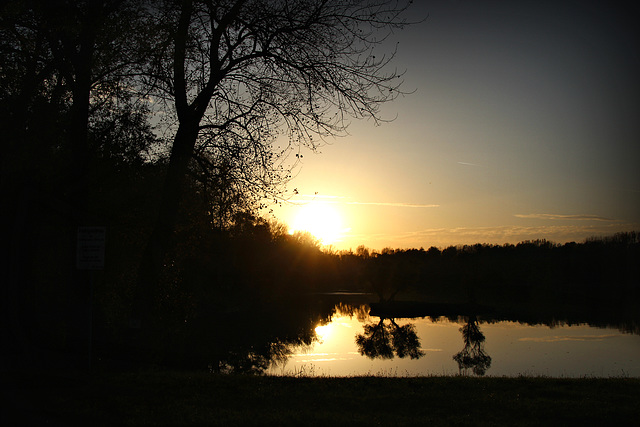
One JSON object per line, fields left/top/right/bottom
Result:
{"left": 2, "top": 370, "right": 639, "bottom": 426}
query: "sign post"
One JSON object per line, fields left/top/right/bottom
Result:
{"left": 76, "top": 227, "right": 106, "bottom": 370}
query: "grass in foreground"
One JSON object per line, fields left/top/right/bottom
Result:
{"left": 3, "top": 371, "right": 639, "bottom": 426}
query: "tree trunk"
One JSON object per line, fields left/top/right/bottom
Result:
{"left": 130, "top": 122, "right": 199, "bottom": 330}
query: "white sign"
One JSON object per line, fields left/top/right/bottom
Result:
{"left": 77, "top": 226, "right": 106, "bottom": 270}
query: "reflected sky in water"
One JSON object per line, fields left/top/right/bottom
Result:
{"left": 268, "top": 314, "right": 640, "bottom": 377}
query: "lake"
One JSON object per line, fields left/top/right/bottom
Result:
{"left": 267, "top": 303, "right": 640, "bottom": 378}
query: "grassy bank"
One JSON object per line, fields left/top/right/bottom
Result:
{"left": 3, "top": 371, "right": 639, "bottom": 426}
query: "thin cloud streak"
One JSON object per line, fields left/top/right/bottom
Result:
{"left": 519, "top": 334, "right": 620, "bottom": 343}
{"left": 288, "top": 195, "right": 439, "bottom": 209}
{"left": 345, "top": 201, "right": 440, "bottom": 208}
{"left": 285, "top": 194, "right": 344, "bottom": 205}
{"left": 515, "top": 213, "right": 617, "bottom": 221}
{"left": 299, "top": 194, "right": 344, "bottom": 199}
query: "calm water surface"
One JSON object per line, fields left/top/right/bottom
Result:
{"left": 268, "top": 312, "right": 640, "bottom": 377}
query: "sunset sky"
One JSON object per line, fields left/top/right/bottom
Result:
{"left": 269, "top": 0, "right": 640, "bottom": 250}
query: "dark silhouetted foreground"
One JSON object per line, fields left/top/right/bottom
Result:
{"left": 2, "top": 371, "right": 639, "bottom": 426}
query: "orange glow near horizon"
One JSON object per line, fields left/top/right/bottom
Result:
{"left": 289, "top": 201, "right": 347, "bottom": 246}
{"left": 267, "top": 1, "right": 640, "bottom": 252}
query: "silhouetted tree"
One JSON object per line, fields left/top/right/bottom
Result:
{"left": 356, "top": 318, "right": 424, "bottom": 360}
{"left": 2, "top": 0, "right": 150, "bottom": 207}
{"left": 391, "top": 321, "right": 424, "bottom": 359}
{"left": 453, "top": 315, "right": 491, "bottom": 376}
{"left": 356, "top": 318, "right": 394, "bottom": 359}
{"left": 363, "top": 251, "right": 421, "bottom": 301}
{"left": 1, "top": 0, "right": 156, "bottom": 368}
{"left": 130, "top": 0, "right": 415, "bottom": 328}
{"left": 356, "top": 245, "right": 371, "bottom": 259}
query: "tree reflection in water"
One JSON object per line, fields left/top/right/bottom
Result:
{"left": 355, "top": 318, "right": 425, "bottom": 360}
{"left": 453, "top": 315, "right": 492, "bottom": 376}
{"left": 212, "top": 340, "right": 311, "bottom": 374}
{"left": 208, "top": 301, "right": 367, "bottom": 374}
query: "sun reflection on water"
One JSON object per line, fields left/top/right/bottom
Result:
{"left": 314, "top": 324, "right": 331, "bottom": 344}
{"left": 270, "top": 314, "right": 640, "bottom": 378}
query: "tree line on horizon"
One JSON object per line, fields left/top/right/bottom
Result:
{"left": 341, "top": 231, "right": 639, "bottom": 308}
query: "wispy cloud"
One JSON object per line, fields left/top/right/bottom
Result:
{"left": 345, "top": 201, "right": 440, "bottom": 208}
{"left": 286, "top": 194, "right": 344, "bottom": 205}
{"left": 515, "top": 213, "right": 616, "bottom": 221}
{"left": 288, "top": 194, "right": 439, "bottom": 209}
{"left": 299, "top": 194, "right": 344, "bottom": 200}
{"left": 519, "top": 334, "right": 620, "bottom": 343}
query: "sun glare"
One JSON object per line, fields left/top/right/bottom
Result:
{"left": 289, "top": 202, "right": 345, "bottom": 245}
{"left": 314, "top": 324, "right": 332, "bottom": 344}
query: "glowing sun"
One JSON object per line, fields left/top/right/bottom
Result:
{"left": 289, "top": 202, "right": 345, "bottom": 245}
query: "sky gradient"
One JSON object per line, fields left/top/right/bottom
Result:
{"left": 270, "top": 0, "right": 640, "bottom": 250}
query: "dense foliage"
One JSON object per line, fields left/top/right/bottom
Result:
{"left": 1, "top": 0, "right": 413, "bottom": 370}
